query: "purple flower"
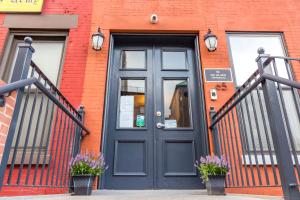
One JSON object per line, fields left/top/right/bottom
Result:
{"left": 195, "top": 155, "right": 230, "bottom": 182}
{"left": 70, "top": 152, "right": 108, "bottom": 176}
{"left": 195, "top": 155, "right": 230, "bottom": 172}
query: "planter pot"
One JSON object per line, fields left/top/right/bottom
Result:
{"left": 72, "top": 175, "right": 95, "bottom": 195}
{"left": 205, "top": 174, "right": 226, "bottom": 195}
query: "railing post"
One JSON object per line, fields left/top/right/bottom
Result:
{"left": 72, "top": 105, "right": 84, "bottom": 157}
{"left": 69, "top": 105, "right": 85, "bottom": 192}
{"left": 0, "top": 37, "right": 34, "bottom": 189}
{"left": 256, "top": 48, "right": 300, "bottom": 200}
{"left": 11, "top": 37, "right": 35, "bottom": 82}
{"left": 209, "top": 107, "right": 221, "bottom": 156}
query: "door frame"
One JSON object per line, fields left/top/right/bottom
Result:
{"left": 99, "top": 33, "right": 209, "bottom": 189}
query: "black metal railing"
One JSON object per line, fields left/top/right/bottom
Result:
{"left": 210, "top": 48, "right": 300, "bottom": 200}
{"left": 0, "top": 37, "right": 89, "bottom": 189}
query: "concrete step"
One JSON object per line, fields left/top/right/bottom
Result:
{"left": 0, "top": 190, "right": 283, "bottom": 200}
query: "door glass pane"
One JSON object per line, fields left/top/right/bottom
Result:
{"left": 162, "top": 51, "right": 187, "bottom": 69}
{"left": 121, "top": 50, "right": 146, "bottom": 69}
{"left": 118, "top": 79, "right": 146, "bottom": 128}
{"left": 163, "top": 80, "right": 190, "bottom": 128}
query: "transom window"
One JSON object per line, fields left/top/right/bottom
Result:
{"left": 121, "top": 50, "right": 146, "bottom": 69}
{"left": 162, "top": 50, "right": 187, "bottom": 70}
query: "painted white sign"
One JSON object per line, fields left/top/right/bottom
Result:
{"left": 165, "top": 119, "right": 177, "bottom": 128}
{"left": 119, "top": 96, "right": 134, "bottom": 128}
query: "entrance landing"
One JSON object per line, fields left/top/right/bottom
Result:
{"left": 0, "top": 190, "right": 283, "bottom": 200}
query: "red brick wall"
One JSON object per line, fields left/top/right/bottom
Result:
{"left": 81, "top": 0, "right": 300, "bottom": 151}
{"left": 81, "top": 0, "right": 300, "bottom": 197}
{"left": 0, "top": 81, "right": 15, "bottom": 163}
{"left": 0, "top": 0, "right": 92, "bottom": 196}
{"left": 0, "top": 0, "right": 93, "bottom": 107}
{"left": 1, "top": 0, "right": 300, "bottom": 197}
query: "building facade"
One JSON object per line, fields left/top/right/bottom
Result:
{"left": 0, "top": 0, "right": 300, "bottom": 197}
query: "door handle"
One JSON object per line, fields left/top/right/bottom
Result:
{"left": 156, "top": 122, "right": 165, "bottom": 129}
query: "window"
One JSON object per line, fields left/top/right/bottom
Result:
{"left": 162, "top": 50, "right": 187, "bottom": 70}
{"left": 228, "top": 33, "right": 288, "bottom": 86}
{"left": 163, "top": 80, "right": 191, "bottom": 128}
{"left": 118, "top": 79, "right": 146, "bottom": 128}
{"left": 227, "top": 33, "right": 300, "bottom": 152}
{"left": 0, "top": 33, "right": 67, "bottom": 164}
{"left": 1, "top": 35, "right": 65, "bottom": 84}
{"left": 121, "top": 50, "right": 146, "bottom": 69}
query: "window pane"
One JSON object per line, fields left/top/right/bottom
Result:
{"left": 31, "top": 42, "right": 64, "bottom": 85}
{"left": 239, "top": 93, "right": 274, "bottom": 152}
{"left": 6, "top": 42, "right": 64, "bottom": 85}
{"left": 121, "top": 50, "right": 146, "bottom": 69}
{"left": 7, "top": 38, "right": 65, "bottom": 164}
{"left": 228, "top": 34, "right": 288, "bottom": 86}
{"left": 118, "top": 80, "right": 146, "bottom": 128}
{"left": 162, "top": 51, "right": 187, "bottom": 69}
{"left": 164, "top": 80, "right": 190, "bottom": 128}
{"left": 282, "top": 89, "right": 300, "bottom": 151}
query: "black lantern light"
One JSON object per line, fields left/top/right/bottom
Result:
{"left": 204, "top": 29, "right": 218, "bottom": 52}
{"left": 92, "top": 27, "right": 104, "bottom": 51}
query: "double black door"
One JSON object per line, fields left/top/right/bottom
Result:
{"left": 103, "top": 35, "right": 206, "bottom": 189}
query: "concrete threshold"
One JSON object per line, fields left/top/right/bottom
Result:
{"left": 0, "top": 190, "right": 283, "bottom": 200}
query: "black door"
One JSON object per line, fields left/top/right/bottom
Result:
{"left": 103, "top": 35, "right": 207, "bottom": 189}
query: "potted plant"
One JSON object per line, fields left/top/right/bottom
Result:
{"left": 195, "top": 155, "right": 230, "bottom": 195}
{"left": 70, "top": 152, "right": 107, "bottom": 195}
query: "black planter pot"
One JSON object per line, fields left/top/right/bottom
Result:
{"left": 205, "top": 174, "right": 226, "bottom": 195}
{"left": 72, "top": 175, "right": 96, "bottom": 195}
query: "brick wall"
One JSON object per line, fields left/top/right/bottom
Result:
{"left": 0, "top": 0, "right": 92, "bottom": 196}
{"left": 81, "top": 0, "right": 300, "bottom": 196}
{"left": 0, "top": 0, "right": 92, "bottom": 107}
{"left": 0, "top": 0, "right": 300, "bottom": 197}
{"left": 81, "top": 0, "right": 300, "bottom": 152}
{"left": 0, "top": 81, "right": 15, "bottom": 163}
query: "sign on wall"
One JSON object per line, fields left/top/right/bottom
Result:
{"left": 0, "top": 0, "right": 44, "bottom": 13}
{"left": 204, "top": 68, "right": 233, "bottom": 82}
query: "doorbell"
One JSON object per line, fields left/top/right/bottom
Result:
{"left": 150, "top": 14, "right": 158, "bottom": 24}
{"left": 210, "top": 88, "right": 218, "bottom": 101}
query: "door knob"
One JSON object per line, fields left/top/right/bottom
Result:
{"left": 156, "top": 122, "right": 165, "bottom": 129}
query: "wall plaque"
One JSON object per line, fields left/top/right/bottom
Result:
{"left": 204, "top": 68, "right": 233, "bottom": 82}
{"left": 0, "top": 0, "right": 44, "bottom": 13}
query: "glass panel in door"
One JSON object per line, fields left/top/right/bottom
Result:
{"left": 118, "top": 79, "right": 146, "bottom": 128}
{"left": 162, "top": 51, "right": 187, "bottom": 70}
{"left": 163, "top": 79, "right": 191, "bottom": 128}
{"left": 121, "top": 50, "right": 146, "bottom": 69}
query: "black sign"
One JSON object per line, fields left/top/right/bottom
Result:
{"left": 204, "top": 68, "right": 233, "bottom": 82}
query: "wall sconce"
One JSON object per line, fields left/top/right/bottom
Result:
{"left": 92, "top": 27, "right": 104, "bottom": 51}
{"left": 204, "top": 29, "right": 218, "bottom": 52}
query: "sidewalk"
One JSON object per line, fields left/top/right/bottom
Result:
{"left": 0, "top": 190, "right": 283, "bottom": 200}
